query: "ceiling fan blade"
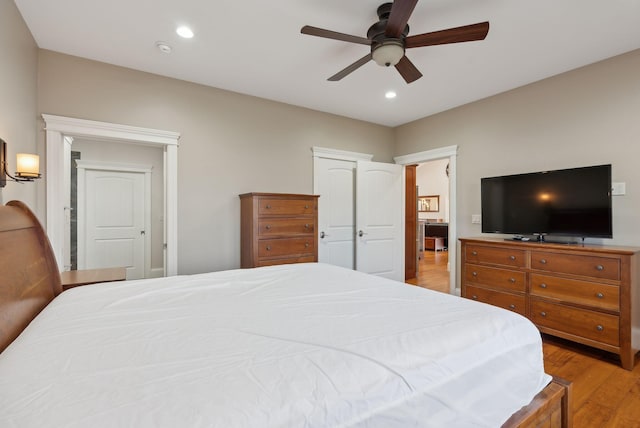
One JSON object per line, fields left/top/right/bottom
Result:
{"left": 405, "top": 22, "right": 489, "bottom": 48}
{"left": 301, "top": 26, "right": 371, "bottom": 46}
{"left": 395, "top": 56, "right": 422, "bottom": 83}
{"left": 385, "top": 0, "right": 418, "bottom": 38}
{"left": 328, "top": 54, "right": 373, "bottom": 81}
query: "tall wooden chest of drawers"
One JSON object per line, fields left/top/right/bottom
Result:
{"left": 460, "top": 238, "right": 640, "bottom": 370}
{"left": 240, "top": 193, "right": 319, "bottom": 268}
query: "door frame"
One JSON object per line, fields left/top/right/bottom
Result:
{"left": 394, "top": 145, "right": 458, "bottom": 295}
{"left": 43, "top": 114, "right": 180, "bottom": 276}
{"left": 76, "top": 160, "right": 152, "bottom": 278}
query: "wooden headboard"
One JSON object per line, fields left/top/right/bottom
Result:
{"left": 0, "top": 200, "right": 62, "bottom": 353}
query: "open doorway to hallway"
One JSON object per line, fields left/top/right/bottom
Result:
{"left": 406, "top": 158, "right": 450, "bottom": 293}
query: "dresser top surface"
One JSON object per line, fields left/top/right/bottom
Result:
{"left": 460, "top": 237, "right": 640, "bottom": 255}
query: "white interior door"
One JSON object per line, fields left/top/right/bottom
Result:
{"left": 78, "top": 164, "right": 151, "bottom": 279}
{"left": 356, "top": 160, "right": 404, "bottom": 281}
{"left": 315, "top": 158, "right": 356, "bottom": 269}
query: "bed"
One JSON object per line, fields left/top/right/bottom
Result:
{"left": 0, "top": 200, "right": 571, "bottom": 427}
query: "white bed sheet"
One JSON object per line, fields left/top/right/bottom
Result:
{"left": 0, "top": 263, "right": 551, "bottom": 427}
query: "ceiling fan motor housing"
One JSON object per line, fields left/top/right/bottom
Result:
{"left": 368, "top": 3, "right": 409, "bottom": 67}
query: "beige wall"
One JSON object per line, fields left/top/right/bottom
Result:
{"left": 0, "top": 0, "right": 38, "bottom": 208}
{"left": 396, "top": 49, "right": 640, "bottom": 260}
{"left": 37, "top": 50, "right": 394, "bottom": 274}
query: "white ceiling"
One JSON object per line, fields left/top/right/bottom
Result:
{"left": 15, "top": 0, "right": 640, "bottom": 127}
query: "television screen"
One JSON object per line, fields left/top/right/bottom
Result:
{"left": 481, "top": 164, "right": 612, "bottom": 238}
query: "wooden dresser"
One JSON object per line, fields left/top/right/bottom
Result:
{"left": 460, "top": 237, "right": 640, "bottom": 370}
{"left": 240, "top": 193, "right": 319, "bottom": 268}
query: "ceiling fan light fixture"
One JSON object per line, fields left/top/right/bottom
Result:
{"left": 372, "top": 41, "right": 404, "bottom": 67}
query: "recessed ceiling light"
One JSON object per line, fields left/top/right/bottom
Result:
{"left": 155, "top": 41, "right": 172, "bottom": 53}
{"left": 176, "top": 26, "right": 194, "bottom": 39}
{"left": 385, "top": 91, "right": 397, "bottom": 99}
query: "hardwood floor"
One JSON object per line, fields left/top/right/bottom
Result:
{"left": 405, "top": 249, "right": 449, "bottom": 293}
{"left": 406, "top": 250, "right": 640, "bottom": 427}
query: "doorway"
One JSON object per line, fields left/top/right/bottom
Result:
{"left": 395, "top": 145, "right": 458, "bottom": 295}
{"left": 43, "top": 114, "right": 180, "bottom": 276}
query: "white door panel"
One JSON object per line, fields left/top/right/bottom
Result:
{"left": 356, "top": 161, "right": 404, "bottom": 281}
{"left": 315, "top": 158, "right": 356, "bottom": 269}
{"left": 79, "top": 168, "right": 146, "bottom": 279}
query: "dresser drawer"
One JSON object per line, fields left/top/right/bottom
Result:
{"left": 465, "top": 245, "right": 526, "bottom": 268}
{"left": 258, "top": 237, "right": 315, "bottom": 258}
{"left": 530, "top": 274, "right": 619, "bottom": 312}
{"left": 530, "top": 299, "right": 619, "bottom": 347}
{"left": 256, "top": 256, "right": 316, "bottom": 267}
{"left": 465, "top": 285, "right": 526, "bottom": 316}
{"left": 464, "top": 264, "right": 526, "bottom": 293}
{"left": 530, "top": 251, "right": 620, "bottom": 281}
{"left": 258, "top": 218, "right": 315, "bottom": 236}
{"left": 258, "top": 198, "right": 316, "bottom": 216}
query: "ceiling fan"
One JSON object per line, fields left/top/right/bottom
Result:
{"left": 301, "top": 0, "right": 489, "bottom": 83}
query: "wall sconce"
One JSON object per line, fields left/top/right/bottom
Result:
{"left": 0, "top": 138, "right": 42, "bottom": 187}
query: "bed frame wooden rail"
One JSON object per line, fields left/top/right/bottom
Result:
{"left": 0, "top": 200, "right": 571, "bottom": 427}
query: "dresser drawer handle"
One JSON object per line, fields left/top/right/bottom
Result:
{"left": 472, "top": 271, "right": 478, "bottom": 277}
{"left": 305, "top": 205, "right": 309, "bottom": 209}
{"left": 265, "top": 204, "right": 271, "bottom": 209}
{"left": 265, "top": 225, "right": 271, "bottom": 230}
{"left": 596, "top": 292, "right": 604, "bottom": 299}
{"left": 596, "top": 265, "right": 604, "bottom": 271}
{"left": 509, "top": 304, "right": 516, "bottom": 309}
{"left": 266, "top": 245, "right": 271, "bottom": 251}
{"left": 596, "top": 325, "right": 604, "bottom": 332}
{"left": 304, "top": 224, "right": 309, "bottom": 229}
{"left": 540, "top": 283, "right": 547, "bottom": 289}
{"left": 471, "top": 295, "right": 478, "bottom": 300}
{"left": 539, "top": 259, "right": 547, "bottom": 265}
{"left": 540, "top": 312, "right": 547, "bottom": 317}
{"left": 304, "top": 243, "right": 309, "bottom": 248}
{"left": 472, "top": 251, "right": 478, "bottom": 256}
{"left": 509, "top": 255, "right": 516, "bottom": 261}
{"left": 509, "top": 278, "right": 516, "bottom": 283}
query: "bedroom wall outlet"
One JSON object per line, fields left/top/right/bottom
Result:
{"left": 612, "top": 182, "right": 626, "bottom": 196}
{"left": 471, "top": 214, "right": 481, "bottom": 224}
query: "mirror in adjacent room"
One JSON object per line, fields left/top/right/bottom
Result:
{"left": 418, "top": 195, "right": 439, "bottom": 212}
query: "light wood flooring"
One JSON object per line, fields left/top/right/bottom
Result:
{"left": 406, "top": 249, "right": 640, "bottom": 427}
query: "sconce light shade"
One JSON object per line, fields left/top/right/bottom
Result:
{"left": 0, "top": 138, "right": 42, "bottom": 187}
{"left": 16, "top": 153, "right": 40, "bottom": 178}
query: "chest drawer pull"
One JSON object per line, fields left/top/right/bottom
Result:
{"left": 509, "top": 255, "right": 516, "bottom": 261}
{"left": 596, "top": 265, "right": 604, "bottom": 271}
{"left": 472, "top": 271, "right": 478, "bottom": 277}
{"left": 304, "top": 224, "right": 309, "bottom": 229}
{"left": 471, "top": 295, "right": 478, "bottom": 300}
{"left": 540, "top": 311, "right": 547, "bottom": 317}
{"left": 539, "top": 259, "right": 547, "bottom": 265}
{"left": 472, "top": 251, "right": 478, "bottom": 256}
{"left": 265, "top": 204, "right": 271, "bottom": 209}
{"left": 265, "top": 225, "right": 271, "bottom": 230}
{"left": 509, "top": 304, "right": 516, "bottom": 309}
{"left": 266, "top": 245, "right": 271, "bottom": 251}
{"left": 509, "top": 278, "right": 516, "bottom": 283}
{"left": 305, "top": 243, "right": 309, "bottom": 248}
{"left": 596, "top": 292, "right": 604, "bottom": 299}
{"left": 596, "top": 325, "right": 604, "bottom": 331}
{"left": 305, "top": 205, "right": 309, "bottom": 209}
{"left": 540, "top": 283, "right": 547, "bottom": 289}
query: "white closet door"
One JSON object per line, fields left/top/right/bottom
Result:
{"left": 315, "top": 158, "right": 356, "bottom": 269}
{"left": 355, "top": 160, "right": 404, "bottom": 281}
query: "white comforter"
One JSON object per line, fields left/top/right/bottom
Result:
{"left": 0, "top": 263, "right": 550, "bottom": 427}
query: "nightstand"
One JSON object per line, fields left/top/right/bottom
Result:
{"left": 60, "top": 267, "right": 127, "bottom": 291}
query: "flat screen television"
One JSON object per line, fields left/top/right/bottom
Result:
{"left": 481, "top": 164, "right": 612, "bottom": 240}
